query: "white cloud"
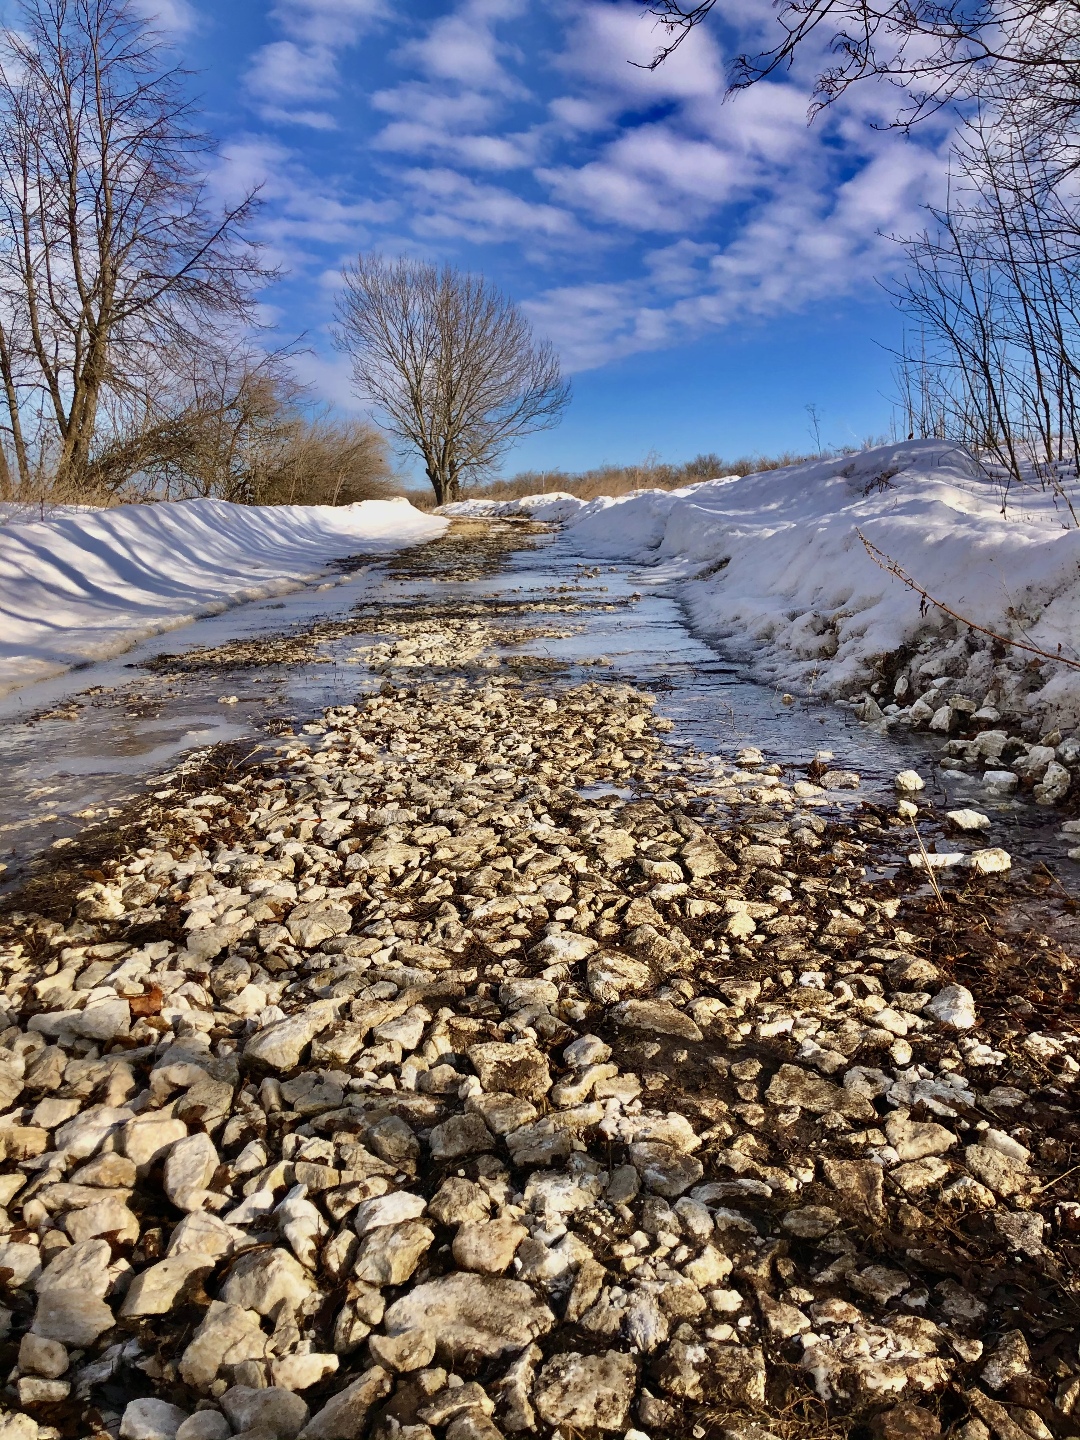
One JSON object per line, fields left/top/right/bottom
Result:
{"left": 212, "top": 137, "right": 398, "bottom": 275}
{"left": 525, "top": 128, "right": 947, "bottom": 370}
{"left": 129, "top": 0, "right": 198, "bottom": 36}
{"left": 243, "top": 0, "right": 387, "bottom": 127}
{"left": 401, "top": 167, "right": 582, "bottom": 245}
{"left": 396, "top": 0, "right": 528, "bottom": 94}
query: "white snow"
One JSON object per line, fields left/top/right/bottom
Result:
{"left": 563, "top": 441, "right": 1080, "bottom": 729}
{"left": 0, "top": 496, "right": 446, "bottom": 695}
{"left": 437, "top": 491, "right": 586, "bottom": 524}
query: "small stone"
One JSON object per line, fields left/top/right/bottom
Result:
{"left": 609, "top": 999, "right": 703, "bottom": 1042}
{"left": 895, "top": 771, "right": 925, "bottom": 793}
{"left": 121, "top": 1253, "right": 217, "bottom": 1316}
{"left": 533, "top": 1350, "right": 637, "bottom": 1432}
{"left": 119, "top": 1399, "right": 190, "bottom": 1440}
{"left": 297, "top": 1365, "right": 392, "bottom": 1440}
{"left": 164, "top": 1132, "right": 219, "bottom": 1211}
{"left": 354, "top": 1192, "right": 427, "bottom": 1236}
{"left": 222, "top": 1247, "right": 316, "bottom": 1315}
{"left": 563, "top": 1035, "right": 611, "bottom": 1068}
{"left": 947, "top": 809, "right": 991, "bottom": 831}
{"left": 965, "top": 1145, "right": 1029, "bottom": 1197}
{"left": 885, "top": 1114, "right": 957, "bottom": 1161}
{"left": 353, "top": 1220, "right": 434, "bottom": 1286}
{"left": 32, "top": 1288, "right": 114, "bottom": 1346}
{"left": 271, "top": 1354, "right": 341, "bottom": 1390}
{"left": 180, "top": 1301, "right": 271, "bottom": 1389}
{"left": 18, "top": 1333, "right": 68, "bottom": 1379}
{"left": 168, "top": 1212, "right": 239, "bottom": 1258}
{"left": 367, "top": 1327, "right": 437, "bottom": 1372}
{"left": 384, "top": 1273, "right": 554, "bottom": 1362}
{"left": 18, "top": 1377, "right": 70, "bottom": 1405}
{"left": 780, "top": 1206, "right": 839, "bottom": 1239}
{"left": 121, "top": 1113, "right": 190, "bottom": 1172}
{"left": 629, "top": 1141, "right": 704, "bottom": 1197}
{"left": 983, "top": 770, "right": 1018, "bottom": 793}
{"left": 65, "top": 1194, "right": 140, "bottom": 1245}
{"left": 221, "top": 1385, "right": 310, "bottom": 1439}
{"left": 965, "top": 848, "right": 1011, "bottom": 874}
{"left": 54, "top": 1104, "right": 133, "bottom": 1160}
{"left": 452, "top": 1217, "right": 527, "bottom": 1274}
{"left": 467, "top": 1091, "right": 537, "bottom": 1136}
{"left": 924, "top": 985, "right": 977, "bottom": 1030}
{"left": 428, "top": 1113, "right": 493, "bottom": 1161}
{"left": 981, "top": 1329, "right": 1030, "bottom": 1390}
{"left": 175, "top": 1416, "right": 231, "bottom": 1440}
{"left": 36, "top": 1238, "right": 111, "bottom": 1296}
{"left": 245, "top": 999, "right": 340, "bottom": 1071}
{"left": 468, "top": 1042, "right": 552, "bottom": 1102}
{"left": 870, "top": 1406, "right": 942, "bottom": 1440}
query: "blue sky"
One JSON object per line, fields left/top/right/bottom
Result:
{"left": 166, "top": 0, "right": 949, "bottom": 477}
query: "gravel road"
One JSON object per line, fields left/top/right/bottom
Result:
{"left": 0, "top": 520, "right": 1077, "bottom": 1440}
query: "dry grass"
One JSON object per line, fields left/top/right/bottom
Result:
{"left": 401, "top": 449, "right": 832, "bottom": 509}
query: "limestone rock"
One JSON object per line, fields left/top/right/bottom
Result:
{"left": 609, "top": 999, "right": 703, "bottom": 1042}
{"left": 119, "top": 1399, "right": 189, "bottom": 1440}
{"left": 353, "top": 1219, "right": 434, "bottom": 1287}
{"left": 120, "top": 1253, "right": 216, "bottom": 1316}
{"left": 180, "top": 1302, "right": 271, "bottom": 1390}
{"left": 32, "top": 1289, "right": 114, "bottom": 1347}
{"left": 245, "top": 999, "right": 340, "bottom": 1071}
{"left": 533, "top": 1350, "right": 637, "bottom": 1432}
{"left": 384, "top": 1273, "right": 554, "bottom": 1362}
{"left": 467, "top": 1042, "right": 551, "bottom": 1102}
{"left": 452, "top": 1217, "right": 527, "bottom": 1274}
{"left": 221, "top": 1386, "right": 310, "bottom": 1439}
{"left": 297, "top": 1366, "right": 392, "bottom": 1440}
{"left": 221, "top": 1247, "right": 316, "bottom": 1315}
{"left": 163, "top": 1132, "right": 219, "bottom": 1211}
{"left": 925, "top": 985, "right": 977, "bottom": 1030}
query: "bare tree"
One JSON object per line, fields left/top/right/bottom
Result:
{"left": 334, "top": 253, "right": 570, "bottom": 506}
{"left": 888, "top": 106, "right": 1080, "bottom": 521}
{"left": 0, "top": 0, "right": 269, "bottom": 500}
{"left": 637, "top": 0, "right": 1080, "bottom": 129}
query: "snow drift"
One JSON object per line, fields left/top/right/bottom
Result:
{"left": 564, "top": 441, "right": 1080, "bottom": 729}
{"left": 437, "top": 491, "right": 586, "bottom": 524}
{"left": 0, "top": 496, "right": 446, "bottom": 695}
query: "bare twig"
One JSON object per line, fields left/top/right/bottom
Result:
{"left": 857, "top": 528, "right": 1080, "bottom": 670}
{"left": 908, "top": 818, "right": 948, "bottom": 908}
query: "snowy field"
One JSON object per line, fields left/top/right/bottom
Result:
{"left": 540, "top": 441, "right": 1080, "bottom": 736}
{"left": 0, "top": 497, "right": 446, "bottom": 695}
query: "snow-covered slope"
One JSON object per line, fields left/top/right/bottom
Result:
{"left": 437, "top": 491, "right": 586, "bottom": 524}
{"left": 0, "top": 496, "right": 447, "bottom": 695}
{"left": 565, "top": 441, "right": 1080, "bottom": 730}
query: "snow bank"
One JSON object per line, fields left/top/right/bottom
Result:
{"left": 0, "top": 496, "right": 447, "bottom": 695}
{"left": 565, "top": 441, "right": 1080, "bottom": 728}
{"left": 437, "top": 491, "right": 586, "bottom": 524}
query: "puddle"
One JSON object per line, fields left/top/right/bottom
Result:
{"left": 0, "top": 523, "right": 1073, "bottom": 892}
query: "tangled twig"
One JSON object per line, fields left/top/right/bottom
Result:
{"left": 856, "top": 529, "right": 1080, "bottom": 672}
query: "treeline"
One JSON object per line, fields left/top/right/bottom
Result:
{"left": 477, "top": 449, "right": 825, "bottom": 503}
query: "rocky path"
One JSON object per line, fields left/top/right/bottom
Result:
{"left": 0, "top": 522, "right": 1077, "bottom": 1440}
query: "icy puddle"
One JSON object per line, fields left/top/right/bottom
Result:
{"left": 0, "top": 521, "right": 1072, "bottom": 890}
